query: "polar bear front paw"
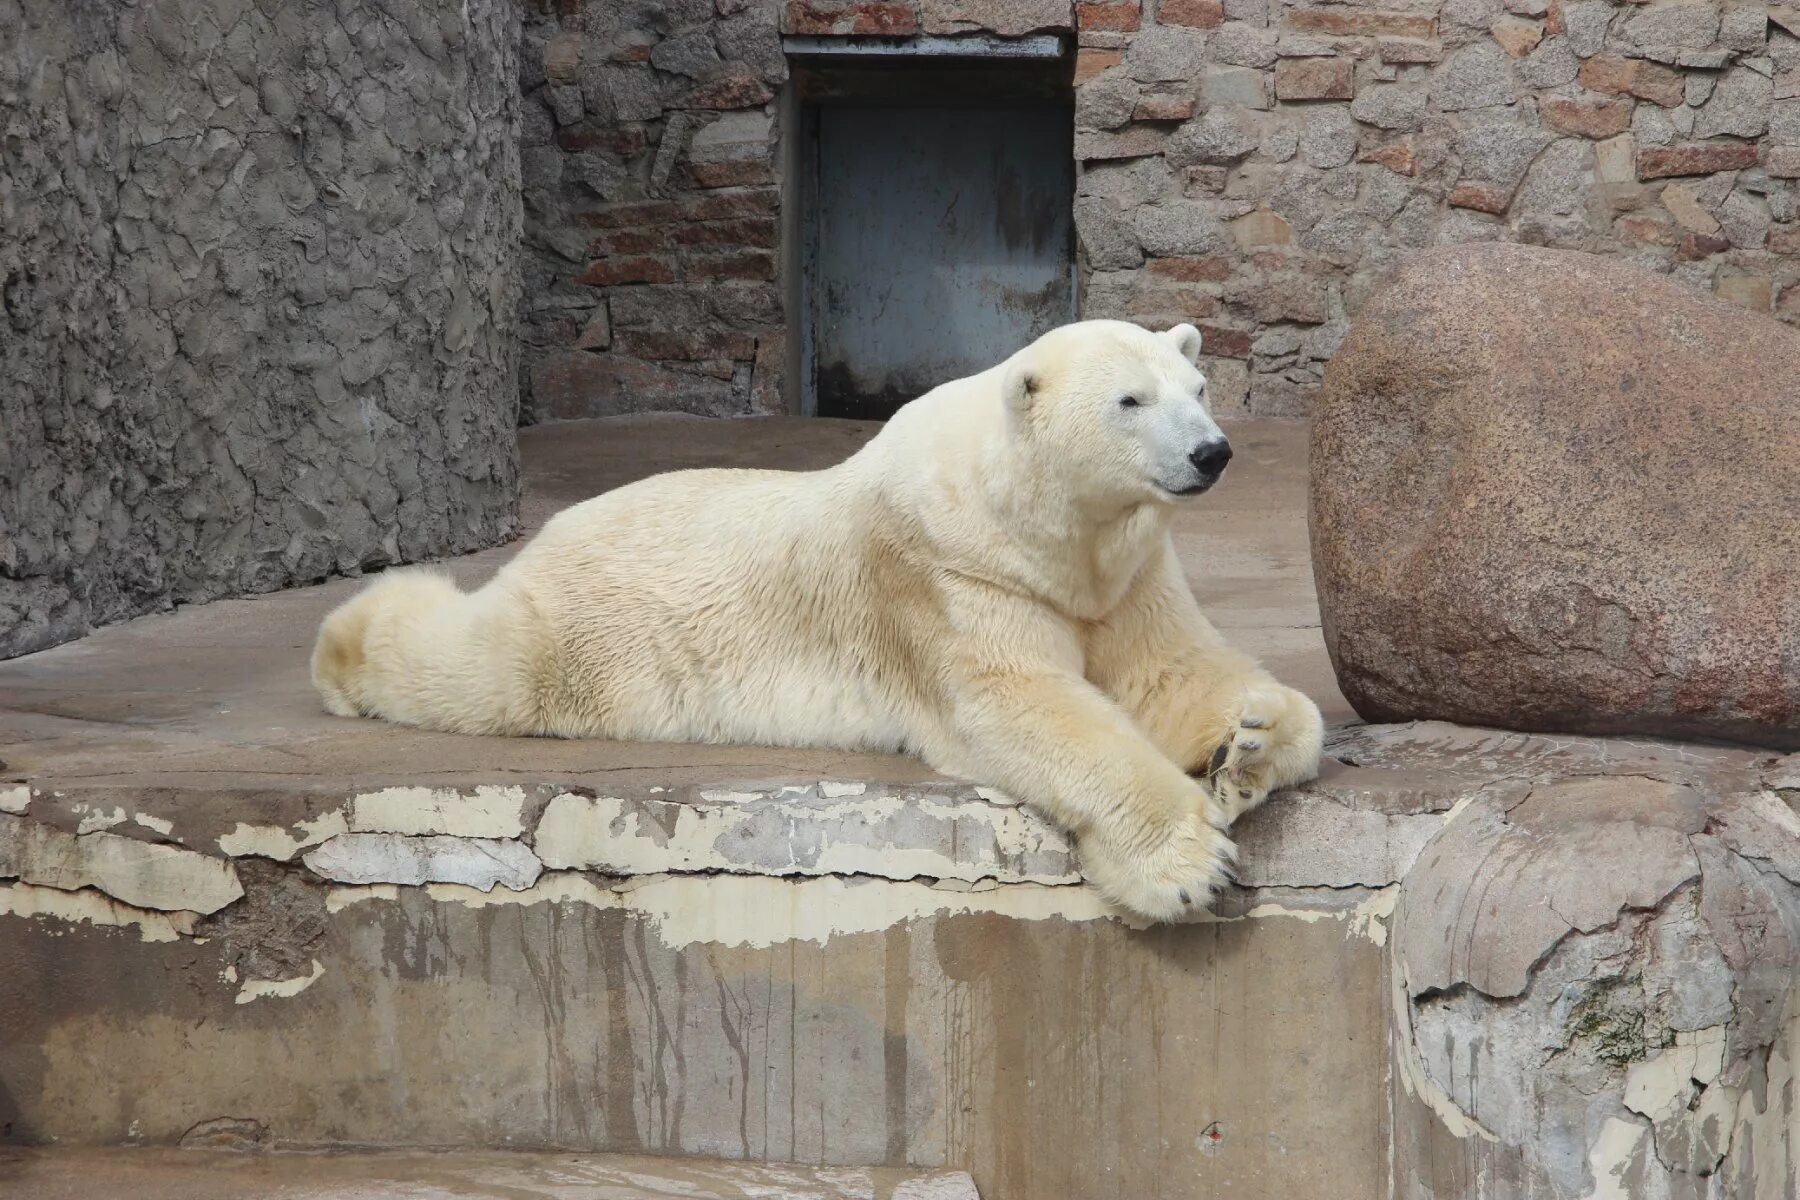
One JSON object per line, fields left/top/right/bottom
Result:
{"left": 1201, "top": 682, "right": 1325, "bottom": 826}
{"left": 1080, "top": 816, "right": 1237, "bottom": 922}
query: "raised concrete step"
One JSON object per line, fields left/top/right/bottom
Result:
{"left": 3, "top": 724, "right": 1792, "bottom": 1198}
{"left": 2, "top": 418, "right": 1794, "bottom": 1199}
{"left": 0, "top": 1147, "right": 979, "bottom": 1199}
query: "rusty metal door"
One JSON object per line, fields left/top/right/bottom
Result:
{"left": 806, "top": 103, "right": 1075, "bottom": 420}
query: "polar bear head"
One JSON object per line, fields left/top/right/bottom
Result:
{"left": 1000, "top": 320, "right": 1230, "bottom": 506}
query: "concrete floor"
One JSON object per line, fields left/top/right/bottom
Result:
{"left": 0, "top": 1146, "right": 978, "bottom": 1199}
{"left": 0, "top": 415, "right": 1347, "bottom": 797}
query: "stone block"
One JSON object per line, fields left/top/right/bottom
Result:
{"left": 1359, "top": 136, "right": 1417, "bottom": 175}
{"left": 1449, "top": 181, "right": 1514, "bottom": 214}
{"left": 1767, "top": 145, "right": 1800, "bottom": 176}
{"left": 922, "top": 0, "right": 1075, "bottom": 35}
{"left": 1078, "top": 1, "right": 1141, "bottom": 30}
{"left": 1489, "top": 15, "right": 1542, "bottom": 57}
{"left": 1379, "top": 38, "right": 1443, "bottom": 64}
{"left": 1127, "top": 24, "right": 1210, "bottom": 79}
{"left": 1202, "top": 65, "right": 1270, "bottom": 109}
{"left": 1542, "top": 97, "right": 1634, "bottom": 140}
{"left": 1637, "top": 142, "right": 1761, "bottom": 179}
{"left": 782, "top": 1, "right": 919, "bottom": 34}
{"left": 1231, "top": 209, "right": 1296, "bottom": 246}
{"left": 577, "top": 255, "right": 678, "bottom": 286}
{"left": 1159, "top": 0, "right": 1224, "bottom": 28}
{"left": 1076, "top": 124, "right": 1172, "bottom": 159}
{"left": 1579, "top": 54, "right": 1687, "bottom": 109}
{"left": 1075, "top": 48, "right": 1124, "bottom": 82}
{"left": 1275, "top": 56, "right": 1356, "bottom": 100}
{"left": 1284, "top": 8, "right": 1435, "bottom": 38}
{"left": 1134, "top": 92, "right": 1198, "bottom": 121}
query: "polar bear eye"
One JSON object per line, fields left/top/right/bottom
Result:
{"left": 1119, "top": 395, "right": 1141, "bottom": 409}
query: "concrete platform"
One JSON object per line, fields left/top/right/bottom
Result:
{"left": 0, "top": 1146, "right": 978, "bottom": 1199}
{"left": 0, "top": 416, "right": 1346, "bottom": 800}
{"left": 2, "top": 417, "right": 1796, "bottom": 1200}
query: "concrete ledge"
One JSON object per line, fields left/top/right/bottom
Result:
{"left": 3, "top": 418, "right": 1794, "bottom": 1198}
{"left": 0, "top": 1147, "right": 980, "bottom": 1200}
{"left": 3, "top": 722, "right": 1792, "bottom": 1200}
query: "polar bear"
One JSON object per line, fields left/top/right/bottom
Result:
{"left": 312, "top": 320, "right": 1324, "bottom": 920}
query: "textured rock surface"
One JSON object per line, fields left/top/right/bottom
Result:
{"left": 1313, "top": 244, "right": 1800, "bottom": 749}
{"left": 1381, "top": 723, "right": 1800, "bottom": 1199}
{"left": 0, "top": 0, "right": 521, "bottom": 659}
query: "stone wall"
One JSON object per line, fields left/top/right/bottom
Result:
{"left": 517, "top": 0, "right": 787, "bottom": 422}
{"left": 0, "top": 0, "right": 522, "bottom": 659}
{"left": 521, "top": 0, "right": 1800, "bottom": 421}
{"left": 1071, "top": 0, "right": 1800, "bottom": 416}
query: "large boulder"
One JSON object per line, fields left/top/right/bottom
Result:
{"left": 1312, "top": 244, "right": 1800, "bottom": 750}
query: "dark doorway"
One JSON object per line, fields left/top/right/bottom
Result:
{"left": 791, "top": 48, "right": 1076, "bottom": 420}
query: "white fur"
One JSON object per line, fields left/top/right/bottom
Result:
{"left": 312, "top": 320, "right": 1324, "bottom": 920}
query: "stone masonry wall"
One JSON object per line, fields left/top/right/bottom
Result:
{"left": 522, "top": 0, "right": 1800, "bottom": 421}
{"left": 517, "top": 0, "right": 788, "bottom": 422}
{"left": 1070, "top": 0, "right": 1800, "bottom": 416}
{"left": 0, "top": 0, "right": 521, "bottom": 659}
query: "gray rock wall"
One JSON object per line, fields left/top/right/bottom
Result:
{"left": 0, "top": 0, "right": 522, "bottom": 659}
{"left": 528, "top": 0, "right": 1800, "bottom": 421}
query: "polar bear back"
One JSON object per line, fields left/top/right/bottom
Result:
{"left": 500, "top": 459, "right": 935, "bottom": 750}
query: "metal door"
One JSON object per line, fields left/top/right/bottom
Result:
{"left": 807, "top": 103, "right": 1075, "bottom": 419}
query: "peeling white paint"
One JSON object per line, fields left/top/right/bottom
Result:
{"left": 696, "top": 789, "right": 761, "bottom": 804}
{"left": 0, "top": 786, "right": 29, "bottom": 815}
{"left": 0, "top": 814, "right": 243, "bottom": 913}
{"left": 817, "top": 781, "right": 867, "bottom": 798}
{"left": 326, "top": 883, "right": 399, "bottom": 912}
{"left": 1624, "top": 1026, "right": 1728, "bottom": 1122}
{"left": 1239, "top": 888, "right": 1399, "bottom": 945}
{"left": 349, "top": 785, "right": 526, "bottom": 839}
{"left": 74, "top": 805, "right": 127, "bottom": 834}
{"left": 892, "top": 1175, "right": 981, "bottom": 1200}
{"left": 328, "top": 869, "right": 1137, "bottom": 945}
{"left": 304, "top": 833, "right": 542, "bottom": 891}
{"left": 217, "top": 810, "right": 350, "bottom": 861}
{"left": 235, "top": 959, "right": 325, "bottom": 1004}
{"left": 531, "top": 789, "right": 1080, "bottom": 885}
{"left": 654, "top": 876, "right": 1127, "bottom": 947}
{"left": 1349, "top": 885, "right": 1399, "bottom": 947}
{"left": 0, "top": 882, "right": 198, "bottom": 942}
{"left": 1581, "top": 1117, "right": 1648, "bottom": 1200}
{"left": 424, "top": 872, "right": 618, "bottom": 910}
{"left": 1438, "top": 792, "right": 1481, "bottom": 829}
{"left": 132, "top": 813, "right": 174, "bottom": 836}
{"left": 1391, "top": 959, "right": 1499, "bottom": 1142}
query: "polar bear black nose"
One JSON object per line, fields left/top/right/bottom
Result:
{"left": 1189, "top": 438, "right": 1233, "bottom": 477}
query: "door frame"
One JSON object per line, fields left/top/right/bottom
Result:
{"left": 781, "top": 36, "right": 1074, "bottom": 419}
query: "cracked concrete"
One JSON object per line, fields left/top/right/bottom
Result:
{"left": 0, "top": 812, "right": 241, "bottom": 914}
{"left": 0, "top": 417, "right": 1792, "bottom": 1199}
{"left": 0, "top": 1147, "right": 982, "bottom": 1200}
{"left": 1388, "top": 737, "right": 1800, "bottom": 1199}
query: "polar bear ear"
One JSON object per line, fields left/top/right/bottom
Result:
{"left": 1001, "top": 360, "right": 1042, "bottom": 413}
{"left": 1166, "top": 323, "right": 1203, "bottom": 365}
